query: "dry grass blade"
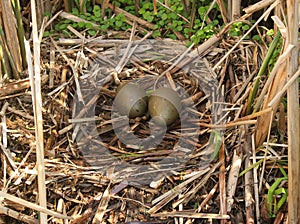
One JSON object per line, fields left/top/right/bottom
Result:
{"left": 60, "top": 11, "right": 98, "bottom": 27}
{"left": 251, "top": 134, "right": 261, "bottom": 223}
{"left": 254, "top": 57, "right": 286, "bottom": 146}
{"left": 226, "top": 148, "right": 243, "bottom": 212}
{"left": 0, "top": 205, "right": 39, "bottom": 224}
{"left": 25, "top": 0, "right": 47, "bottom": 222}
{"left": 148, "top": 167, "right": 211, "bottom": 214}
{"left": 151, "top": 211, "right": 230, "bottom": 219}
{"left": 268, "top": 67, "right": 300, "bottom": 107}
{"left": 172, "top": 162, "right": 221, "bottom": 208}
{"left": 92, "top": 184, "right": 111, "bottom": 223}
{"left": 0, "top": 191, "right": 72, "bottom": 220}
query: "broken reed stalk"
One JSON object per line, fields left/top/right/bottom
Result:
{"left": 26, "top": 0, "right": 47, "bottom": 223}
{"left": 231, "top": 0, "right": 241, "bottom": 20}
{"left": 0, "top": 27, "right": 19, "bottom": 79}
{"left": 286, "top": 0, "right": 300, "bottom": 222}
{"left": 11, "top": 0, "right": 27, "bottom": 69}
{"left": 0, "top": 0, "right": 22, "bottom": 78}
{"left": 0, "top": 43, "right": 8, "bottom": 80}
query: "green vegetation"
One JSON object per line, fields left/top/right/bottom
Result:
{"left": 47, "top": 5, "right": 130, "bottom": 37}
{"left": 266, "top": 167, "right": 288, "bottom": 217}
{"left": 46, "top": 0, "right": 223, "bottom": 44}
{"left": 46, "top": 0, "right": 278, "bottom": 46}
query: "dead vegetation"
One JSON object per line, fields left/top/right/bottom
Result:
{"left": 0, "top": 0, "right": 299, "bottom": 223}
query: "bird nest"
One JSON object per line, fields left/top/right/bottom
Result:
{"left": 72, "top": 39, "right": 225, "bottom": 186}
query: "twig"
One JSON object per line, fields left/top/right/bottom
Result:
{"left": 243, "top": 0, "right": 276, "bottom": 14}
{"left": 251, "top": 134, "right": 261, "bottom": 224}
{"left": 244, "top": 134, "right": 255, "bottom": 224}
{"left": 219, "top": 141, "right": 227, "bottom": 224}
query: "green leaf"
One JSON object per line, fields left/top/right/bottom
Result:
{"left": 125, "top": 5, "right": 135, "bottom": 13}
{"left": 43, "top": 30, "right": 51, "bottom": 37}
{"left": 175, "top": 25, "right": 182, "bottom": 31}
{"left": 153, "top": 24, "right": 160, "bottom": 29}
{"left": 94, "top": 11, "right": 101, "bottom": 17}
{"left": 88, "top": 29, "right": 97, "bottom": 36}
{"left": 161, "top": 13, "right": 168, "bottom": 20}
{"left": 72, "top": 8, "right": 79, "bottom": 15}
{"left": 184, "top": 27, "right": 190, "bottom": 34}
{"left": 198, "top": 30, "right": 206, "bottom": 39}
{"left": 59, "top": 23, "right": 68, "bottom": 30}
{"left": 198, "top": 6, "right": 206, "bottom": 14}
{"left": 143, "top": 2, "right": 153, "bottom": 10}
{"left": 79, "top": 15, "right": 87, "bottom": 20}
{"left": 78, "top": 21, "right": 85, "bottom": 28}
{"left": 159, "top": 20, "right": 165, "bottom": 26}
{"left": 94, "top": 17, "right": 102, "bottom": 22}
{"left": 115, "top": 20, "right": 123, "bottom": 27}
{"left": 191, "top": 34, "right": 200, "bottom": 44}
{"left": 169, "top": 34, "right": 177, "bottom": 40}
{"left": 267, "top": 29, "right": 274, "bottom": 36}
{"left": 139, "top": 8, "right": 146, "bottom": 14}
{"left": 101, "top": 24, "right": 109, "bottom": 31}
{"left": 93, "top": 5, "right": 101, "bottom": 12}
{"left": 152, "top": 30, "right": 161, "bottom": 37}
{"left": 143, "top": 11, "right": 154, "bottom": 22}
{"left": 169, "top": 12, "right": 177, "bottom": 19}
{"left": 63, "top": 19, "right": 72, "bottom": 24}
{"left": 43, "top": 11, "right": 51, "bottom": 17}
{"left": 177, "top": 5, "right": 184, "bottom": 11}
{"left": 242, "top": 24, "right": 250, "bottom": 31}
{"left": 85, "top": 23, "right": 93, "bottom": 29}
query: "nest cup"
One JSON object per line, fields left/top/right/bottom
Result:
{"left": 74, "top": 39, "right": 225, "bottom": 185}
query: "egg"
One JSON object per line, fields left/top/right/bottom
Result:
{"left": 148, "top": 87, "right": 182, "bottom": 126}
{"left": 114, "top": 82, "right": 148, "bottom": 118}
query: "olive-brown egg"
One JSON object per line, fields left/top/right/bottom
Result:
{"left": 148, "top": 87, "right": 182, "bottom": 126}
{"left": 114, "top": 82, "right": 148, "bottom": 118}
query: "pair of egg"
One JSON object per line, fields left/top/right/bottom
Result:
{"left": 114, "top": 83, "right": 181, "bottom": 126}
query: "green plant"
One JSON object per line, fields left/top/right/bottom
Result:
{"left": 47, "top": 0, "right": 224, "bottom": 43}
{"left": 266, "top": 167, "right": 288, "bottom": 217}
{"left": 229, "top": 21, "right": 250, "bottom": 37}
{"left": 50, "top": 4, "right": 132, "bottom": 38}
